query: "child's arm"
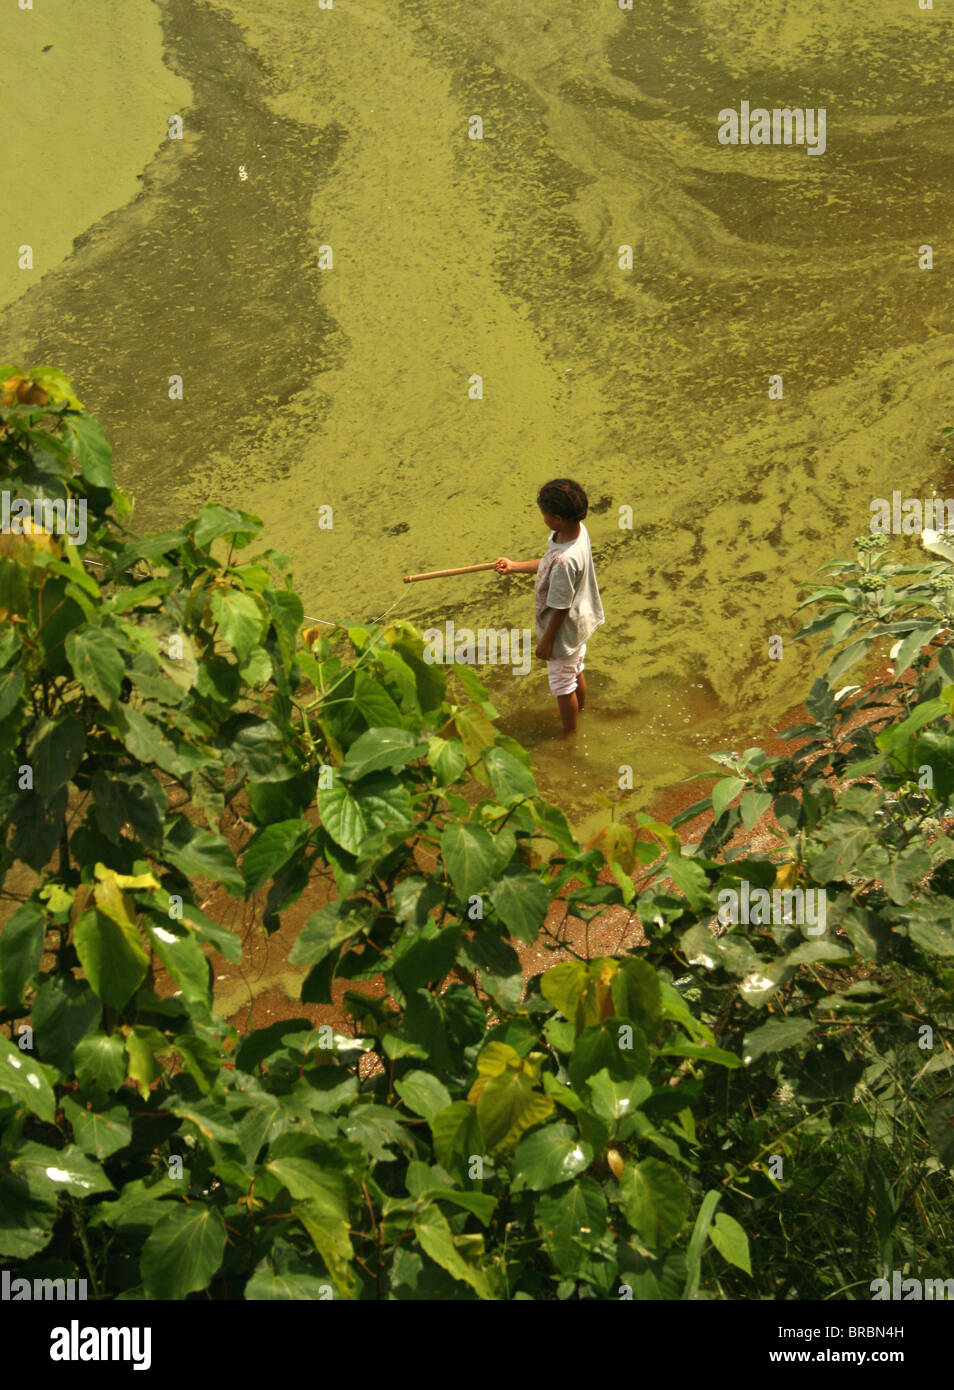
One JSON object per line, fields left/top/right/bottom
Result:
{"left": 535, "top": 607, "right": 568, "bottom": 659}
{"left": 495, "top": 556, "right": 540, "bottom": 575}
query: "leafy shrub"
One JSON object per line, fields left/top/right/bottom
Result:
{"left": 0, "top": 368, "right": 746, "bottom": 1299}
{"left": 641, "top": 524, "right": 954, "bottom": 1296}
{"left": 2, "top": 367, "right": 952, "bottom": 1300}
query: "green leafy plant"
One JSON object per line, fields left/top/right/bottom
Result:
{"left": 0, "top": 368, "right": 746, "bottom": 1300}
{"left": 4, "top": 367, "right": 951, "bottom": 1300}
{"left": 626, "top": 527, "right": 954, "bottom": 1297}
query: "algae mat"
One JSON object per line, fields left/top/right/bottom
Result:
{"left": 0, "top": 0, "right": 191, "bottom": 313}
{"left": 2, "top": 0, "right": 953, "bottom": 821}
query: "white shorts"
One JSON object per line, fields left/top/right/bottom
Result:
{"left": 547, "top": 644, "right": 586, "bottom": 697}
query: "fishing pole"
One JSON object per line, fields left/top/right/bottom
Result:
{"left": 403, "top": 562, "right": 498, "bottom": 583}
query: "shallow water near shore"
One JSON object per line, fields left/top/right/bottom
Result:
{"left": 3, "top": 0, "right": 954, "bottom": 835}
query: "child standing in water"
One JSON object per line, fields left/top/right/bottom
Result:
{"left": 496, "top": 478, "right": 604, "bottom": 734}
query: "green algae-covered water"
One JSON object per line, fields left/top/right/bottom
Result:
{"left": 3, "top": 0, "right": 953, "bottom": 831}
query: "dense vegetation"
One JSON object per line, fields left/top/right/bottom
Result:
{"left": 1, "top": 368, "right": 952, "bottom": 1299}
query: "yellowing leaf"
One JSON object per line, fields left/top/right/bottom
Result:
{"left": 586, "top": 822, "right": 638, "bottom": 874}
{"left": 469, "top": 1067, "right": 554, "bottom": 1151}
{"left": 475, "top": 1041, "right": 522, "bottom": 1078}
{"left": 123, "top": 1025, "right": 173, "bottom": 1100}
{"left": 107, "top": 867, "right": 161, "bottom": 892}
{"left": 774, "top": 861, "right": 798, "bottom": 891}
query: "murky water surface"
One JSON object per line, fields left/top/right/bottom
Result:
{"left": 3, "top": 0, "right": 953, "bottom": 833}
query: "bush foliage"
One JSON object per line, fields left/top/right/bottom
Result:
{"left": 1, "top": 369, "right": 952, "bottom": 1299}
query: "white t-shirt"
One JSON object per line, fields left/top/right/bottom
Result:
{"left": 534, "top": 521, "right": 605, "bottom": 659}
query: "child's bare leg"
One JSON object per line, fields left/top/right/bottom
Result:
{"left": 576, "top": 671, "right": 587, "bottom": 712}
{"left": 556, "top": 691, "right": 578, "bottom": 734}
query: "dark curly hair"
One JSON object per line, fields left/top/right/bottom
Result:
{"left": 537, "top": 478, "right": 588, "bottom": 522}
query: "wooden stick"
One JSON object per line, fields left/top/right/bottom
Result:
{"left": 403, "top": 562, "right": 498, "bottom": 583}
